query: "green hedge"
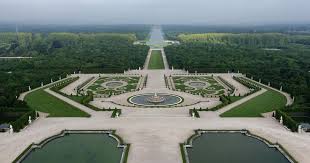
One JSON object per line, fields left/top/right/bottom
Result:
{"left": 275, "top": 109, "right": 298, "bottom": 132}
{"left": 50, "top": 79, "right": 102, "bottom": 111}
{"left": 79, "top": 92, "right": 105, "bottom": 111}
{"left": 111, "top": 109, "right": 122, "bottom": 118}
{"left": 179, "top": 143, "right": 186, "bottom": 163}
{"left": 76, "top": 77, "right": 95, "bottom": 94}
{"left": 49, "top": 78, "right": 122, "bottom": 113}
{"left": 189, "top": 108, "right": 200, "bottom": 118}
{"left": 11, "top": 110, "right": 36, "bottom": 132}
{"left": 50, "top": 77, "right": 79, "bottom": 95}
{"left": 218, "top": 76, "right": 235, "bottom": 94}
{"left": 233, "top": 76, "right": 261, "bottom": 94}
{"left": 209, "top": 95, "right": 232, "bottom": 111}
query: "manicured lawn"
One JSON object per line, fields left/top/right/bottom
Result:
{"left": 148, "top": 50, "right": 165, "bottom": 69}
{"left": 25, "top": 89, "right": 90, "bottom": 117}
{"left": 220, "top": 89, "right": 286, "bottom": 117}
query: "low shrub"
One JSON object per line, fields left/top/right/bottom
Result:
{"left": 209, "top": 95, "right": 232, "bottom": 111}
{"left": 275, "top": 109, "right": 298, "bottom": 132}
{"left": 11, "top": 110, "right": 36, "bottom": 132}
{"left": 189, "top": 108, "right": 200, "bottom": 118}
{"left": 218, "top": 76, "right": 235, "bottom": 94}
{"left": 111, "top": 109, "right": 122, "bottom": 118}
{"left": 233, "top": 77, "right": 261, "bottom": 93}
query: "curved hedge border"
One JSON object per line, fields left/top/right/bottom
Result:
{"left": 218, "top": 76, "right": 235, "bottom": 94}
{"left": 180, "top": 129, "right": 297, "bottom": 163}
{"left": 50, "top": 77, "right": 79, "bottom": 94}
{"left": 13, "top": 130, "right": 130, "bottom": 163}
{"left": 10, "top": 110, "right": 37, "bottom": 132}
{"left": 233, "top": 76, "right": 261, "bottom": 94}
{"left": 274, "top": 109, "right": 298, "bottom": 132}
{"left": 50, "top": 78, "right": 104, "bottom": 111}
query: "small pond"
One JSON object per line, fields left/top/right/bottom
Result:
{"left": 185, "top": 131, "right": 292, "bottom": 163}
{"left": 20, "top": 132, "right": 126, "bottom": 163}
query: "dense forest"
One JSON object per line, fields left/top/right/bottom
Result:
{"left": 0, "top": 24, "right": 150, "bottom": 40}
{"left": 0, "top": 32, "right": 148, "bottom": 107}
{"left": 165, "top": 32, "right": 310, "bottom": 111}
{"left": 162, "top": 24, "right": 310, "bottom": 40}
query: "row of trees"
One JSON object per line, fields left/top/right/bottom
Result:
{"left": 165, "top": 33, "right": 310, "bottom": 115}
{"left": 0, "top": 32, "right": 149, "bottom": 108}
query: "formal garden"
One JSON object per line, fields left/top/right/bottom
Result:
{"left": 172, "top": 76, "right": 227, "bottom": 96}
{"left": 0, "top": 24, "right": 309, "bottom": 163}
{"left": 84, "top": 76, "right": 141, "bottom": 97}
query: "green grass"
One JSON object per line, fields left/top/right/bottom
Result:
{"left": 67, "top": 95, "right": 85, "bottom": 103}
{"left": 25, "top": 89, "right": 90, "bottom": 117}
{"left": 230, "top": 96, "right": 244, "bottom": 103}
{"left": 220, "top": 89, "right": 286, "bottom": 117}
{"left": 148, "top": 50, "right": 165, "bottom": 69}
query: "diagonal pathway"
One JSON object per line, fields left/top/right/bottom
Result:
{"left": 216, "top": 88, "right": 267, "bottom": 115}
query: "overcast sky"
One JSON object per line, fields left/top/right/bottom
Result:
{"left": 0, "top": 0, "right": 309, "bottom": 25}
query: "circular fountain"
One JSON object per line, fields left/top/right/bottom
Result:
{"left": 102, "top": 81, "right": 127, "bottom": 89}
{"left": 128, "top": 93, "right": 183, "bottom": 107}
{"left": 185, "top": 81, "right": 210, "bottom": 89}
{"left": 146, "top": 93, "right": 166, "bottom": 104}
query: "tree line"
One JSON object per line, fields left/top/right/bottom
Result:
{"left": 0, "top": 32, "right": 149, "bottom": 107}
{"left": 165, "top": 33, "right": 310, "bottom": 112}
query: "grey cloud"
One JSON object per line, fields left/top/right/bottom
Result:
{"left": 0, "top": 0, "right": 309, "bottom": 25}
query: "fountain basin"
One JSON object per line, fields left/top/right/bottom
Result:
{"left": 16, "top": 130, "right": 128, "bottom": 163}
{"left": 128, "top": 93, "right": 183, "bottom": 107}
{"left": 182, "top": 130, "right": 294, "bottom": 163}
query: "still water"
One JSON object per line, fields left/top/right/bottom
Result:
{"left": 22, "top": 133, "right": 123, "bottom": 163}
{"left": 187, "top": 132, "right": 290, "bottom": 163}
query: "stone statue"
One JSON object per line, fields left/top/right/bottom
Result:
{"left": 28, "top": 116, "right": 32, "bottom": 124}
{"left": 9, "top": 125, "right": 13, "bottom": 134}
{"left": 298, "top": 125, "right": 303, "bottom": 133}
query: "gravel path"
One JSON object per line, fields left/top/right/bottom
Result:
{"left": 219, "top": 73, "right": 250, "bottom": 96}
{"left": 60, "top": 74, "right": 95, "bottom": 95}
{"left": 216, "top": 88, "right": 267, "bottom": 115}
